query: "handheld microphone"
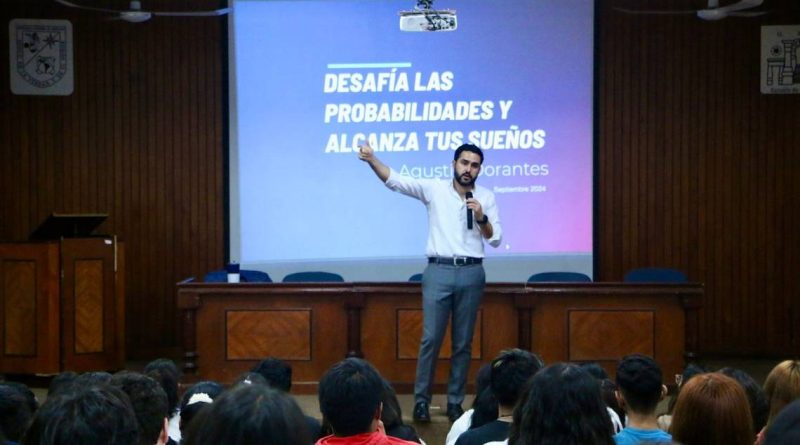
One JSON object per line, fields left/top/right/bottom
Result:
{"left": 466, "top": 191, "right": 473, "bottom": 230}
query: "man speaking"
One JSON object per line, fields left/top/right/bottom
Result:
{"left": 358, "top": 141, "right": 502, "bottom": 423}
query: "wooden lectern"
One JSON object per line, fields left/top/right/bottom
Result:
{"left": 0, "top": 214, "right": 125, "bottom": 375}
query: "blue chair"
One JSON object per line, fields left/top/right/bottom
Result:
{"left": 623, "top": 268, "right": 687, "bottom": 283}
{"left": 409, "top": 273, "right": 423, "bottom": 282}
{"left": 527, "top": 272, "right": 592, "bottom": 282}
{"left": 282, "top": 271, "right": 344, "bottom": 282}
{"left": 204, "top": 269, "right": 272, "bottom": 283}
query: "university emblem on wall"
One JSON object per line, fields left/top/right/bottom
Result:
{"left": 761, "top": 25, "right": 800, "bottom": 95}
{"left": 9, "top": 19, "right": 74, "bottom": 96}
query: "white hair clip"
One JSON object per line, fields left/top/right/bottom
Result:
{"left": 187, "top": 392, "right": 213, "bottom": 406}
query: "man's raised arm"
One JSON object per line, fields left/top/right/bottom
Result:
{"left": 357, "top": 141, "right": 390, "bottom": 183}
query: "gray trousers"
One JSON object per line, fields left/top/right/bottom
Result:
{"left": 414, "top": 262, "right": 485, "bottom": 405}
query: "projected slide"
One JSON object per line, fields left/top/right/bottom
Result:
{"left": 230, "top": 0, "right": 594, "bottom": 281}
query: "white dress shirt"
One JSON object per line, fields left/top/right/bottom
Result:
{"left": 385, "top": 169, "right": 502, "bottom": 258}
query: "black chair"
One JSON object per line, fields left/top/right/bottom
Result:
{"left": 204, "top": 270, "right": 272, "bottom": 283}
{"left": 623, "top": 267, "right": 687, "bottom": 283}
{"left": 527, "top": 271, "right": 592, "bottom": 282}
{"left": 282, "top": 271, "right": 344, "bottom": 282}
{"left": 409, "top": 273, "right": 423, "bottom": 282}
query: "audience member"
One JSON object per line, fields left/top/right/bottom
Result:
{"left": 233, "top": 372, "right": 268, "bottom": 386}
{"left": 252, "top": 357, "right": 293, "bottom": 391}
{"left": 178, "top": 380, "right": 225, "bottom": 440}
{"left": 509, "top": 363, "right": 615, "bottom": 445}
{"left": 143, "top": 359, "right": 181, "bottom": 445}
{"left": 0, "top": 383, "right": 36, "bottom": 444}
{"left": 719, "top": 367, "right": 769, "bottom": 433}
{"left": 317, "top": 358, "right": 417, "bottom": 445}
{"left": 614, "top": 354, "right": 671, "bottom": 445}
{"left": 47, "top": 371, "right": 78, "bottom": 397}
{"left": 110, "top": 372, "right": 170, "bottom": 445}
{"left": 250, "top": 357, "right": 324, "bottom": 441}
{"left": 21, "top": 384, "right": 139, "bottom": 445}
{"left": 758, "top": 360, "right": 800, "bottom": 444}
{"left": 669, "top": 372, "right": 753, "bottom": 445}
{"left": 456, "top": 349, "right": 542, "bottom": 445}
{"left": 380, "top": 378, "right": 421, "bottom": 443}
{"left": 183, "top": 384, "right": 311, "bottom": 445}
{"left": 579, "top": 362, "right": 623, "bottom": 433}
{"left": 657, "top": 362, "right": 707, "bottom": 430}
{"left": 446, "top": 363, "right": 497, "bottom": 445}
{"left": 763, "top": 399, "right": 800, "bottom": 445}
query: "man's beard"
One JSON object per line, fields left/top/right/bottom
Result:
{"left": 454, "top": 170, "right": 476, "bottom": 187}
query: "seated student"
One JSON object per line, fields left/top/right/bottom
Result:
{"left": 656, "top": 362, "right": 707, "bottom": 431}
{"left": 456, "top": 349, "right": 543, "bottom": 445}
{"left": 446, "top": 363, "right": 498, "bottom": 445}
{"left": 613, "top": 354, "right": 671, "bottom": 445}
{"left": 21, "top": 384, "right": 139, "bottom": 445}
{"left": 178, "top": 381, "right": 225, "bottom": 441}
{"left": 110, "top": 372, "right": 170, "bottom": 445}
{"left": 719, "top": 367, "right": 769, "bottom": 434}
{"left": 182, "top": 384, "right": 312, "bottom": 445}
{"left": 143, "top": 359, "right": 182, "bottom": 445}
{"left": 508, "top": 363, "right": 615, "bottom": 445}
{"left": 316, "top": 358, "right": 417, "bottom": 445}
{"left": 380, "top": 378, "right": 422, "bottom": 444}
{"left": 251, "top": 357, "right": 324, "bottom": 441}
{"left": 580, "top": 361, "right": 624, "bottom": 433}
{"left": 757, "top": 360, "right": 800, "bottom": 445}
{"left": 0, "top": 383, "right": 36, "bottom": 444}
{"left": 763, "top": 399, "right": 800, "bottom": 445}
{"left": 669, "top": 372, "right": 754, "bottom": 445}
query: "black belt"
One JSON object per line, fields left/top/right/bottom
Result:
{"left": 428, "top": 256, "right": 483, "bottom": 266}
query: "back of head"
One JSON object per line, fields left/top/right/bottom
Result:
{"left": 22, "top": 384, "right": 139, "bottom": 445}
{"left": 763, "top": 360, "right": 800, "bottom": 425}
{"left": 615, "top": 354, "right": 664, "bottom": 415}
{"left": 490, "top": 349, "right": 543, "bottom": 407}
{"left": 110, "top": 371, "right": 169, "bottom": 445}
{"left": 764, "top": 400, "right": 800, "bottom": 445}
{"left": 0, "top": 383, "right": 35, "bottom": 442}
{"left": 234, "top": 372, "right": 268, "bottom": 387}
{"left": 143, "top": 358, "right": 181, "bottom": 416}
{"left": 719, "top": 367, "right": 769, "bottom": 432}
{"left": 179, "top": 380, "right": 225, "bottom": 435}
{"left": 183, "top": 384, "right": 311, "bottom": 445}
{"left": 511, "top": 363, "right": 614, "bottom": 445}
{"left": 380, "top": 379, "right": 420, "bottom": 442}
{"left": 669, "top": 372, "right": 754, "bottom": 445}
{"left": 252, "top": 357, "right": 293, "bottom": 392}
{"left": 318, "top": 358, "right": 383, "bottom": 437}
{"left": 580, "top": 362, "right": 609, "bottom": 381}
{"left": 48, "top": 371, "right": 78, "bottom": 397}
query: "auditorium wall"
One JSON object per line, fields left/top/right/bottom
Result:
{"left": 1, "top": 0, "right": 797, "bottom": 358}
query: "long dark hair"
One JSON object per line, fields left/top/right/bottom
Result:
{"left": 509, "top": 363, "right": 614, "bottom": 445}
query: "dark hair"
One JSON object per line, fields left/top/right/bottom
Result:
{"left": 454, "top": 144, "right": 484, "bottom": 164}
{"left": 21, "top": 385, "right": 139, "bottom": 445}
{"left": 616, "top": 354, "right": 664, "bottom": 414}
{"left": 252, "top": 357, "right": 293, "bottom": 392}
{"left": 719, "top": 367, "right": 769, "bottom": 432}
{"left": 471, "top": 363, "right": 499, "bottom": 429}
{"left": 74, "top": 371, "right": 113, "bottom": 387}
{"left": 110, "top": 371, "right": 169, "bottom": 445}
{"left": 0, "top": 383, "right": 35, "bottom": 441}
{"left": 48, "top": 371, "right": 78, "bottom": 397}
{"left": 669, "top": 372, "right": 754, "bottom": 445}
{"left": 490, "top": 349, "right": 544, "bottom": 406}
{"left": 143, "top": 358, "right": 181, "bottom": 415}
{"left": 580, "top": 362, "right": 609, "bottom": 381}
{"left": 183, "top": 384, "right": 311, "bottom": 445}
{"left": 667, "top": 362, "right": 708, "bottom": 414}
{"left": 509, "top": 363, "right": 615, "bottom": 445}
{"left": 318, "top": 358, "right": 383, "bottom": 436}
{"left": 179, "top": 380, "right": 225, "bottom": 436}
{"left": 380, "top": 378, "right": 420, "bottom": 443}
